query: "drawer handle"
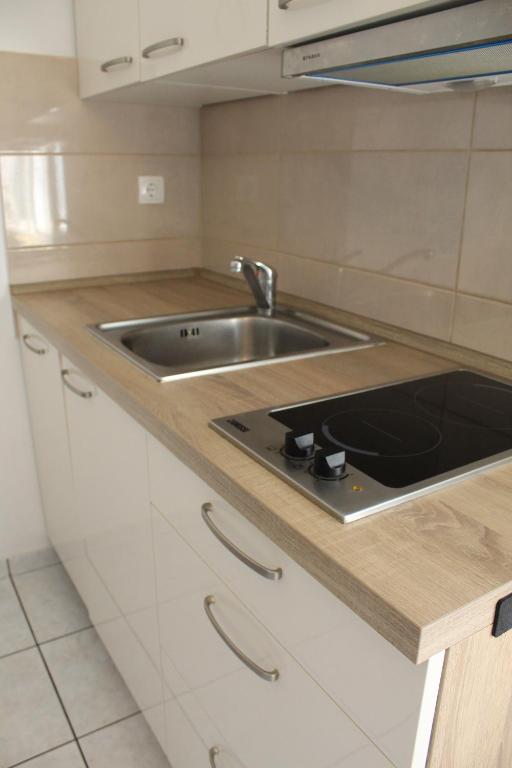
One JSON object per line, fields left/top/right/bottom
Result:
{"left": 204, "top": 595, "right": 279, "bottom": 683}
{"left": 61, "top": 369, "right": 95, "bottom": 399}
{"left": 209, "top": 747, "right": 220, "bottom": 767}
{"left": 142, "top": 37, "right": 184, "bottom": 58}
{"left": 201, "top": 503, "right": 283, "bottom": 582}
{"left": 100, "top": 56, "right": 134, "bottom": 73}
{"left": 278, "top": 0, "right": 296, "bottom": 7}
{"left": 22, "top": 334, "right": 48, "bottom": 355}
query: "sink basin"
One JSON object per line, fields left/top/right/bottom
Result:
{"left": 89, "top": 306, "right": 382, "bottom": 382}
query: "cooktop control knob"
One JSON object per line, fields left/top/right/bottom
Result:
{"left": 283, "top": 431, "right": 315, "bottom": 460}
{"left": 313, "top": 449, "right": 346, "bottom": 480}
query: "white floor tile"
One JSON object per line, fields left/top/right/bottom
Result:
{"left": 0, "top": 648, "right": 72, "bottom": 766}
{"left": 41, "top": 628, "right": 138, "bottom": 737}
{"left": 80, "top": 714, "right": 169, "bottom": 768}
{"left": 9, "top": 547, "right": 60, "bottom": 576}
{"left": 0, "top": 579, "right": 34, "bottom": 658}
{"left": 13, "top": 564, "right": 90, "bottom": 644}
{"left": 22, "top": 742, "right": 85, "bottom": 767}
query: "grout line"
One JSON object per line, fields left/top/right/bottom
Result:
{"left": 0, "top": 151, "right": 200, "bottom": 159}
{"left": 449, "top": 92, "right": 479, "bottom": 343}
{"left": 7, "top": 739, "right": 78, "bottom": 768}
{"left": 0, "top": 643, "right": 37, "bottom": 661}
{"left": 201, "top": 147, "right": 512, "bottom": 157}
{"left": 204, "top": 236, "right": 512, "bottom": 309}
{"left": 7, "top": 234, "right": 202, "bottom": 252}
{"left": 8, "top": 559, "right": 62, "bottom": 579}
{"left": 7, "top": 565, "right": 90, "bottom": 768}
{"left": 38, "top": 624, "right": 94, "bottom": 648}
{"left": 78, "top": 709, "right": 142, "bottom": 742}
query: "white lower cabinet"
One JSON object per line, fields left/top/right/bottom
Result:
{"left": 60, "top": 357, "right": 165, "bottom": 750}
{"left": 19, "top": 315, "right": 444, "bottom": 768}
{"left": 148, "top": 435, "right": 444, "bottom": 768}
{"left": 18, "top": 319, "right": 87, "bottom": 593}
{"left": 152, "top": 506, "right": 392, "bottom": 768}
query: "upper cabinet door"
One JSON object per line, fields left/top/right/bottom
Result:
{"left": 139, "top": 0, "right": 268, "bottom": 81}
{"left": 269, "top": 0, "right": 455, "bottom": 46}
{"left": 74, "top": 0, "right": 140, "bottom": 98}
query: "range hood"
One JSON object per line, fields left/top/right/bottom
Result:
{"left": 282, "top": 0, "right": 512, "bottom": 94}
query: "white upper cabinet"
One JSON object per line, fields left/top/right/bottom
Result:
{"left": 139, "top": 0, "right": 268, "bottom": 81}
{"left": 74, "top": 0, "right": 140, "bottom": 98}
{"left": 74, "top": 0, "right": 458, "bottom": 102}
{"left": 268, "top": 0, "right": 456, "bottom": 46}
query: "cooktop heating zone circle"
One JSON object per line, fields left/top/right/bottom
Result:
{"left": 322, "top": 408, "right": 443, "bottom": 459}
{"left": 414, "top": 380, "right": 512, "bottom": 431}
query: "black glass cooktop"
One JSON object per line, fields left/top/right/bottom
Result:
{"left": 270, "top": 370, "right": 512, "bottom": 488}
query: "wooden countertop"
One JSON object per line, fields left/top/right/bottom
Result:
{"left": 14, "top": 276, "right": 512, "bottom": 664}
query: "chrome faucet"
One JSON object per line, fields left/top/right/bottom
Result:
{"left": 229, "top": 256, "right": 277, "bottom": 317}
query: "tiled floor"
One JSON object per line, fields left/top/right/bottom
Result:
{"left": 0, "top": 549, "right": 169, "bottom": 768}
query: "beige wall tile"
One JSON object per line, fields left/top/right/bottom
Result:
{"left": 0, "top": 52, "right": 200, "bottom": 155}
{"left": 202, "top": 238, "right": 340, "bottom": 308}
{"left": 8, "top": 237, "right": 201, "bottom": 284}
{"left": 278, "top": 153, "right": 348, "bottom": 264}
{"left": 1, "top": 154, "right": 201, "bottom": 248}
{"left": 279, "top": 152, "right": 467, "bottom": 287}
{"left": 202, "top": 154, "right": 279, "bottom": 248}
{"left": 458, "top": 152, "right": 512, "bottom": 303}
{"left": 278, "top": 252, "right": 340, "bottom": 307}
{"left": 338, "top": 269, "right": 454, "bottom": 340}
{"left": 280, "top": 86, "right": 473, "bottom": 152}
{"left": 452, "top": 294, "right": 512, "bottom": 362}
{"left": 473, "top": 87, "right": 512, "bottom": 150}
{"left": 201, "top": 96, "right": 280, "bottom": 155}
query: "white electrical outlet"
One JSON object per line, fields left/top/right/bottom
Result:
{"left": 138, "top": 176, "right": 165, "bottom": 204}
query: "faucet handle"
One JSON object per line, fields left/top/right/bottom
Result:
{"left": 229, "top": 257, "right": 243, "bottom": 274}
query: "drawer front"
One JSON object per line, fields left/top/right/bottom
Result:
{"left": 152, "top": 507, "right": 391, "bottom": 768}
{"left": 149, "top": 436, "right": 443, "bottom": 767}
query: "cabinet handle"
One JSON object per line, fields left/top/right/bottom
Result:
{"left": 142, "top": 37, "right": 184, "bottom": 59}
{"left": 22, "top": 334, "right": 48, "bottom": 355}
{"left": 204, "top": 595, "right": 279, "bottom": 683}
{"left": 61, "top": 369, "right": 95, "bottom": 399}
{"left": 278, "top": 0, "right": 297, "bottom": 8}
{"left": 201, "top": 503, "right": 282, "bottom": 581}
{"left": 209, "top": 747, "right": 220, "bottom": 767}
{"left": 100, "top": 56, "right": 133, "bottom": 73}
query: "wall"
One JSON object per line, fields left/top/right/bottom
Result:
{"left": 1, "top": 52, "right": 201, "bottom": 284}
{"left": 0, "top": 0, "right": 202, "bottom": 557}
{"left": 201, "top": 86, "right": 512, "bottom": 363}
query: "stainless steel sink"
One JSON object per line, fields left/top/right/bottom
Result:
{"left": 89, "top": 306, "right": 382, "bottom": 382}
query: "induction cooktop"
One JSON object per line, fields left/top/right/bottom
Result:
{"left": 210, "top": 370, "right": 512, "bottom": 523}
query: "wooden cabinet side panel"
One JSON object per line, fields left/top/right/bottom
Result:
{"left": 428, "top": 625, "right": 512, "bottom": 768}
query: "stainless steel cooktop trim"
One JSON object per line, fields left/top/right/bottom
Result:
{"left": 210, "top": 369, "right": 512, "bottom": 523}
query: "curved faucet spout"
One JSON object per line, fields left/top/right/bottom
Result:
{"left": 229, "top": 256, "right": 277, "bottom": 317}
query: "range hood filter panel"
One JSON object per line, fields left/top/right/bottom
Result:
{"left": 309, "top": 38, "right": 512, "bottom": 87}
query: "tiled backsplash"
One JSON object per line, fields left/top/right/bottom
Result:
{"left": 0, "top": 52, "right": 201, "bottom": 283}
{"left": 201, "top": 86, "right": 512, "bottom": 363}
{"left": 2, "top": 51, "right": 511, "bottom": 363}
